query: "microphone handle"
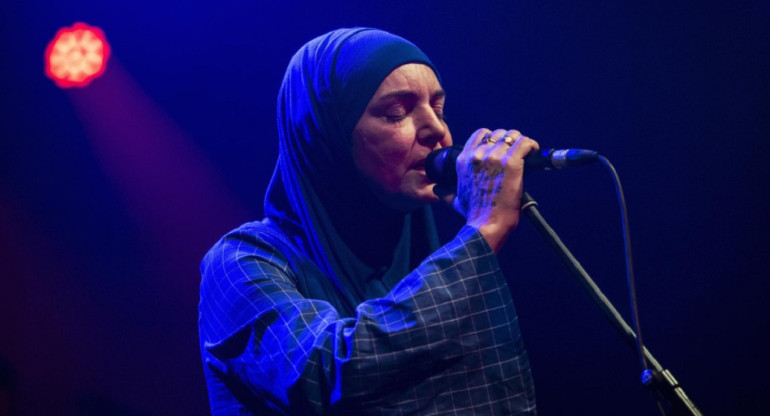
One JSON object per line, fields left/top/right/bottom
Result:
{"left": 426, "top": 145, "right": 599, "bottom": 188}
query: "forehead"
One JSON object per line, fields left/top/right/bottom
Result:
{"left": 373, "top": 63, "right": 442, "bottom": 97}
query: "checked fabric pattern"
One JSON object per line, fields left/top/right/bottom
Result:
{"left": 199, "top": 222, "right": 536, "bottom": 415}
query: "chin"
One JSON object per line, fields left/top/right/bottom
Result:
{"left": 416, "top": 189, "right": 440, "bottom": 204}
{"left": 380, "top": 188, "right": 435, "bottom": 212}
{"left": 404, "top": 187, "right": 441, "bottom": 210}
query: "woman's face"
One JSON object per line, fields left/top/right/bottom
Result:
{"left": 352, "top": 63, "right": 452, "bottom": 211}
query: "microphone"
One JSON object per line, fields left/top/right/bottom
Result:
{"left": 425, "top": 145, "right": 599, "bottom": 188}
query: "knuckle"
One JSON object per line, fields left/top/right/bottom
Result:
{"left": 471, "top": 148, "right": 486, "bottom": 163}
{"left": 473, "top": 128, "right": 490, "bottom": 140}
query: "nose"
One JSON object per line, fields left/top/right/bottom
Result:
{"left": 416, "top": 106, "right": 450, "bottom": 149}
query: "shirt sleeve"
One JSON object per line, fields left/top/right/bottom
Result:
{"left": 198, "top": 224, "right": 535, "bottom": 415}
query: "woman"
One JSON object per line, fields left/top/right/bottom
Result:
{"left": 199, "top": 27, "right": 539, "bottom": 415}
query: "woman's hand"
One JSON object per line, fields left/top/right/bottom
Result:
{"left": 453, "top": 128, "right": 539, "bottom": 253}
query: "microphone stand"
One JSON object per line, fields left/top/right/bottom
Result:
{"left": 520, "top": 191, "right": 702, "bottom": 416}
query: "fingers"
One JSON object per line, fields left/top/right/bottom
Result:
{"left": 453, "top": 127, "right": 539, "bottom": 215}
{"left": 470, "top": 129, "right": 540, "bottom": 168}
{"left": 484, "top": 129, "right": 520, "bottom": 160}
{"left": 468, "top": 129, "right": 506, "bottom": 167}
{"left": 503, "top": 130, "right": 539, "bottom": 168}
{"left": 465, "top": 128, "right": 493, "bottom": 150}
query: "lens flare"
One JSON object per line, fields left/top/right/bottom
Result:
{"left": 45, "top": 22, "right": 111, "bottom": 88}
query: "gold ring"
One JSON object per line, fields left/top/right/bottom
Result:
{"left": 502, "top": 136, "right": 516, "bottom": 146}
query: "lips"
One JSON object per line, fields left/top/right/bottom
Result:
{"left": 411, "top": 159, "right": 426, "bottom": 170}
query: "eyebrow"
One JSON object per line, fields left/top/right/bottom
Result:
{"left": 376, "top": 89, "right": 446, "bottom": 102}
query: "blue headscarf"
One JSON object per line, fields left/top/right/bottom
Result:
{"left": 264, "top": 28, "right": 442, "bottom": 316}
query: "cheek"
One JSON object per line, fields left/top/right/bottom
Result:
{"left": 355, "top": 134, "right": 413, "bottom": 192}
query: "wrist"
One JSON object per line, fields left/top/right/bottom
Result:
{"left": 469, "top": 217, "right": 518, "bottom": 253}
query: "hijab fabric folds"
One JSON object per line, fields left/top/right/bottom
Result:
{"left": 264, "top": 28, "right": 442, "bottom": 315}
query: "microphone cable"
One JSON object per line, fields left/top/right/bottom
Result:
{"left": 598, "top": 155, "right": 666, "bottom": 415}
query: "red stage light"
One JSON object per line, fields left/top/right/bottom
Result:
{"left": 45, "top": 22, "right": 111, "bottom": 88}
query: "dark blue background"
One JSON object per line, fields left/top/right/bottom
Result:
{"left": 1, "top": 1, "right": 768, "bottom": 415}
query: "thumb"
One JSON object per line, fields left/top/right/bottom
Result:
{"left": 432, "top": 183, "right": 457, "bottom": 207}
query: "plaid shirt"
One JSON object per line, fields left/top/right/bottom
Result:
{"left": 199, "top": 222, "right": 536, "bottom": 415}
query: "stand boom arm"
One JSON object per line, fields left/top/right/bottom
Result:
{"left": 521, "top": 192, "right": 701, "bottom": 416}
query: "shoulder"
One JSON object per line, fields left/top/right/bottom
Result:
{"left": 198, "top": 220, "right": 306, "bottom": 345}
{"left": 200, "top": 219, "right": 304, "bottom": 287}
{"left": 203, "top": 219, "right": 293, "bottom": 264}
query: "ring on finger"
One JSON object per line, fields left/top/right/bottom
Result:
{"left": 502, "top": 135, "right": 517, "bottom": 146}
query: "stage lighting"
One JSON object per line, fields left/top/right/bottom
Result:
{"left": 45, "top": 22, "right": 111, "bottom": 88}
